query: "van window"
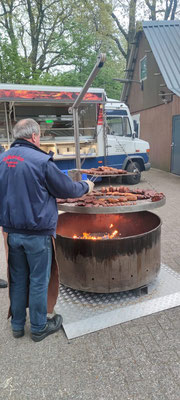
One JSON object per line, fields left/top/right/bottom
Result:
{"left": 107, "top": 116, "right": 132, "bottom": 137}
{"left": 140, "top": 56, "right": 147, "bottom": 81}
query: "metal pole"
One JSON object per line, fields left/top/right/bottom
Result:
{"left": 103, "top": 104, "right": 107, "bottom": 166}
{"left": 69, "top": 53, "right": 106, "bottom": 178}
{"left": 73, "top": 107, "right": 81, "bottom": 174}
{"left": 69, "top": 54, "right": 106, "bottom": 112}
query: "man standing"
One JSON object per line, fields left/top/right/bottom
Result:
{"left": 0, "top": 118, "right": 94, "bottom": 341}
{"left": 0, "top": 145, "right": 8, "bottom": 289}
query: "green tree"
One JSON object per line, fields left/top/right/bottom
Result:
{"left": 0, "top": 38, "right": 31, "bottom": 83}
{"left": 0, "top": 0, "right": 86, "bottom": 78}
{"left": 0, "top": 0, "right": 124, "bottom": 99}
{"left": 0, "top": 0, "right": 115, "bottom": 78}
{"left": 37, "top": 52, "right": 125, "bottom": 99}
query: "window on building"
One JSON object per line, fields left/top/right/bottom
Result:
{"left": 140, "top": 56, "right": 147, "bottom": 81}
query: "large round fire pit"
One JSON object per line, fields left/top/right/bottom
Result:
{"left": 55, "top": 211, "right": 161, "bottom": 293}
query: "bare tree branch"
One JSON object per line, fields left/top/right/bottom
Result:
{"left": 108, "top": 34, "right": 127, "bottom": 60}
{"left": 171, "top": 0, "right": 178, "bottom": 19}
{"left": 164, "top": 0, "right": 174, "bottom": 19}
{"left": 111, "top": 12, "right": 128, "bottom": 41}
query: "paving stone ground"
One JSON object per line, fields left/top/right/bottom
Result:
{"left": 0, "top": 168, "right": 180, "bottom": 400}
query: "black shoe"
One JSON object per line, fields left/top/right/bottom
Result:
{"left": 0, "top": 279, "right": 8, "bottom": 288}
{"left": 31, "top": 314, "right": 63, "bottom": 342}
{"left": 12, "top": 329, "right": 24, "bottom": 338}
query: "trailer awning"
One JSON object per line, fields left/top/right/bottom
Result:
{"left": 0, "top": 84, "right": 106, "bottom": 104}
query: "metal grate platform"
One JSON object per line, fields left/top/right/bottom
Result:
{"left": 54, "top": 264, "right": 180, "bottom": 339}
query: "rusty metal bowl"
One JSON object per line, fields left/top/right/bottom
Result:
{"left": 55, "top": 211, "right": 161, "bottom": 293}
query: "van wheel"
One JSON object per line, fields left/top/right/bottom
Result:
{"left": 126, "top": 162, "right": 141, "bottom": 185}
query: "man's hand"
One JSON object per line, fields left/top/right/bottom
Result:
{"left": 84, "top": 180, "right": 94, "bottom": 194}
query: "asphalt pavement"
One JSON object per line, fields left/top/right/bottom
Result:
{"left": 0, "top": 168, "right": 179, "bottom": 400}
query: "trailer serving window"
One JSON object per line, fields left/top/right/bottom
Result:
{"left": 13, "top": 103, "right": 97, "bottom": 140}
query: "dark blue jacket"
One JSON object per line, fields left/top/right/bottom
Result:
{"left": 0, "top": 139, "right": 88, "bottom": 237}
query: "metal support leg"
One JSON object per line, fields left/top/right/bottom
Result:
{"left": 73, "top": 108, "right": 81, "bottom": 181}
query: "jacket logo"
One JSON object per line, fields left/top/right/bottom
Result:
{"left": 3, "top": 155, "right": 24, "bottom": 168}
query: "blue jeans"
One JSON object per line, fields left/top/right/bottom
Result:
{"left": 8, "top": 233, "right": 52, "bottom": 333}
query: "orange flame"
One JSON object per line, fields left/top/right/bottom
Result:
{"left": 73, "top": 229, "right": 119, "bottom": 240}
{"left": 110, "top": 230, "right": 118, "bottom": 238}
{"left": 73, "top": 221, "right": 120, "bottom": 240}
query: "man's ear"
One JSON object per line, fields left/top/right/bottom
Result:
{"left": 31, "top": 133, "right": 36, "bottom": 143}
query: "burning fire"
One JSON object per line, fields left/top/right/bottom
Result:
{"left": 73, "top": 224, "right": 120, "bottom": 240}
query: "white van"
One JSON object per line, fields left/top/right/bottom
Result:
{"left": 104, "top": 99, "right": 150, "bottom": 184}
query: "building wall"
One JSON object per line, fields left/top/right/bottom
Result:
{"left": 172, "top": 95, "right": 180, "bottom": 115}
{"left": 127, "top": 34, "right": 172, "bottom": 113}
{"left": 132, "top": 95, "right": 180, "bottom": 171}
{"left": 126, "top": 32, "right": 180, "bottom": 172}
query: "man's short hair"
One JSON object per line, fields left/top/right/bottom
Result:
{"left": 13, "top": 118, "right": 40, "bottom": 139}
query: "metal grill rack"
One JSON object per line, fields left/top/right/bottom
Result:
{"left": 58, "top": 196, "right": 166, "bottom": 214}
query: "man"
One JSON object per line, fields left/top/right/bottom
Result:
{"left": 0, "top": 118, "right": 94, "bottom": 341}
{"left": 0, "top": 145, "right": 8, "bottom": 289}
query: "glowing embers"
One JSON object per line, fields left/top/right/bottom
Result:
{"left": 73, "top": 224, "right": 120, "bottom": 240}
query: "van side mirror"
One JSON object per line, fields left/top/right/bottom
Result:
{"left": 133, "top": 120, "right": 139, "bottom": 138}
